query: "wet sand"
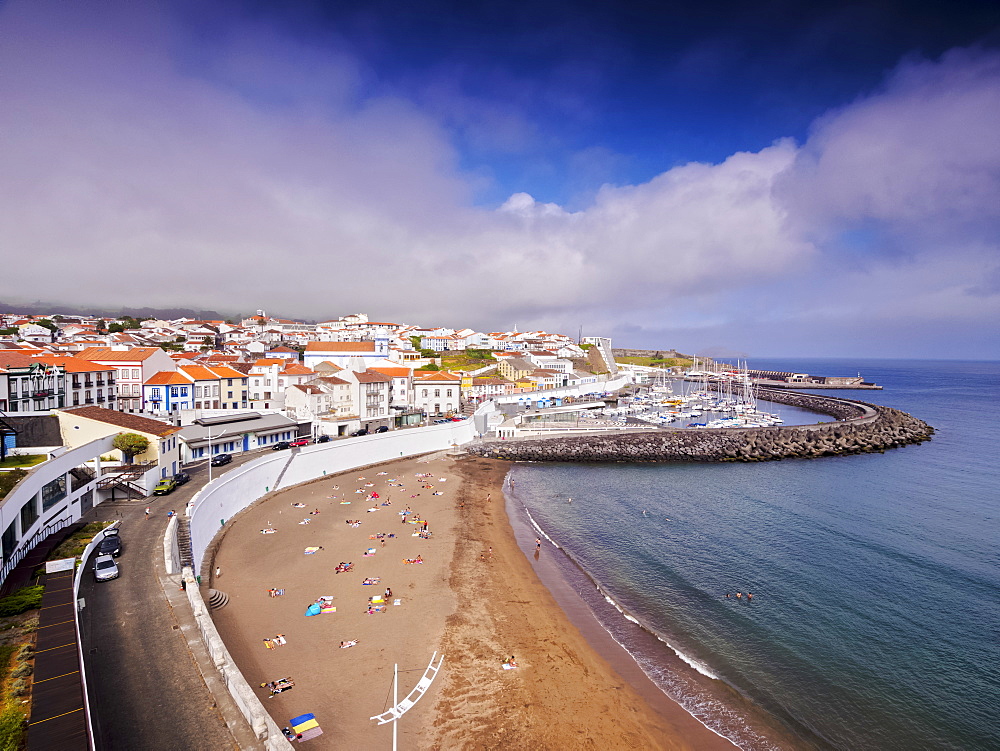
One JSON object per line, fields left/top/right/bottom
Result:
{"left": 210, "top": 452, "right": 734, "bottom": 749}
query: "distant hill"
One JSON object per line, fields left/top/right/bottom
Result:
{"left": 0, "top": 300, "right": 280, "bottom": 322}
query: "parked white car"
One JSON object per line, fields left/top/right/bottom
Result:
{"left": 93, "top": 554, "right": 119, "bottom": 582}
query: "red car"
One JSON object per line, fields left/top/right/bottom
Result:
{"left": 289, "top": 438, "right": 310, "bottom": 447}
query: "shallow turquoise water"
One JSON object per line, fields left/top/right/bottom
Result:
{"left": 507, "top": 359, "right": 1000, "bottom": 750}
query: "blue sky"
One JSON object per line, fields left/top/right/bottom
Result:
{"left": 1, "top": 0, "right": 998, "bottom": 358}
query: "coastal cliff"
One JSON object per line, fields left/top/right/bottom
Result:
{"left": 470, "top": 390, "right": 934, "bottom": 462}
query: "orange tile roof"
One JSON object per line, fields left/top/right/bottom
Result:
{"left": 370, "top": 367, "right": 412, "bottom": 377}
{"left": 281, "top": 364, "right": 313, "bottom": 375}
{"left": 61, "top": 406, "right": 180, "bottom": 437}
{"left": 305, "top": 341, "right": 375, "bottom": 352}
{"left": 208, "top": 365, "right": 248, "bottom": 379}
{"left": 253, "top": 359, "right": 286, "bottom": 367}
{"left": 179, "top": 365, "right": 220, "bottom": 381}
{"left": 145, "top": 371, "right": 191, "bottom": 386}
{"left": 75, "top": 346, "right": 162, "bottom": 361}
{"left": 31, "top": 355, "right": 115, "bottom": 373}
{"left": 413, "top": 371, "right": 463, "bottom": 382}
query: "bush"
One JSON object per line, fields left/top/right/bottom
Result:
{"left": 0, "top": 588, "right": 43, "bottom": 618}
{"left": 10, "top": 665, "right": 31, "bottom": 679}
{"left": 9, "top": 679, "right": 27, "bottom": 697}
{"left": 0, "top": 708, "right": 26, "bottom": 751}
{"left": 0, "top": 470, "right": 28, "bottom": 501}
{"left": 15, "top": 644, "right": 33, "bottom": 661}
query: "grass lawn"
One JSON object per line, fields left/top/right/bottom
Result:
{"left": 438, "top": 351, "right": 498, "bottom": 370}
{"left": 0, "top": 455, "right": 45, "bottom": 469}
{"left": 47, "top": 523, "right": 107, "bottom": 562}
{"left": 615, "top": 356, "right": 692, "bottom": 368}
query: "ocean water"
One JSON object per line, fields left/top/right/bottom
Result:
{"left": 505, "top": 359, "right": 1000, "bottom": 750}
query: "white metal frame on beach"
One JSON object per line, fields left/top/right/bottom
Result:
{"left": 371, "top": 652, "right": 444, "bottom": 749}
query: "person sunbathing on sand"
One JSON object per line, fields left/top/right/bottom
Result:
{"left": 340, "top": 640, "right": 359, "bottom": 648}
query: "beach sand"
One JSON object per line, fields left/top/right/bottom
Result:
{"left": 210, "top": 452, "right": 734, "bottom": 749}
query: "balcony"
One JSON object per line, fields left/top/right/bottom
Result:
{"left": 32, "top": 390, "right": 53, "bottom": 399}
{"left": 85, "top": 398, "right": 94, "bottom": 404}
{"left": 96, "top": 397, "right": 105, "bottom": 403}
{"left": 84, "top": 380, "right": 94, "bottom": 387}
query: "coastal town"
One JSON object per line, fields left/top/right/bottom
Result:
{"left": 0, "top": 309, "right": 625, "bottom": 436}
{"left": 0, "top": 307, "right": 935, "bottom": 750}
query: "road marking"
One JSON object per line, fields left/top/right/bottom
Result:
{"left": 28, "top": 706, "right": 83, "bottom": 725}
{"left": 34, "top": 642, "right": 76, "bottom": 654}
{"left": 33, "top": 669, "right": 80, "bottom": 684}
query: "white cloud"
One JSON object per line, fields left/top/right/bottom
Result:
{"left": 0, "top": 1, "right": 997, "bottom": 358}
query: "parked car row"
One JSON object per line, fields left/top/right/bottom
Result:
{"left": 94, "top": 527, "right": 124, "bottom": 582}
{"left": 153, "top": 470, "right": 190, "bottom": 495}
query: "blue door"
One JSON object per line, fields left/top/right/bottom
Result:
{"left": 243, "top": 434, "right": 250, "bottom": 452}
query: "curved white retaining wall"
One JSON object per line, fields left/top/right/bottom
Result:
{"left": 492, "top": 374, "right": 632, "bottom": 404}
{"left": 188, "top": 420, "right": 476, "bottom": 573}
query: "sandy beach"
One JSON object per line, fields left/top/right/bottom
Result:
{"left": 210, "top": 451, "right": 734, "bottom": 749}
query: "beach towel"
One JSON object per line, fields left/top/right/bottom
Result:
{"left": 340, "top": 501, "right": 351, "bottom": 504}
{"left": 502, "top": 663, "right": 518, "bottom": 670}
{"left": 393, "top": 598, "right": 401, "bottom": 606}
{"left": 290, "top": 713, "right": 320, "bottom": 734}
{"left": 304, "top": 547, "right": 321, "bottom": 554}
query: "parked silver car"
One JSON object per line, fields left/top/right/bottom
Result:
{"left": 93, "top": 554, "right": 120, "bottom": 582}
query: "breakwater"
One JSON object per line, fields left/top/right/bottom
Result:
{"left": 471, "top": 390, "right": 934, "bottom": 462}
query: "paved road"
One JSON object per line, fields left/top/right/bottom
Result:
{"left": 78, "top": 453, "right": 265, "bottom": 751}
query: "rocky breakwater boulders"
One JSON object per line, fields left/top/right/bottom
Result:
{"left": 470, "top": 396, "right": 934, "bottom": 463}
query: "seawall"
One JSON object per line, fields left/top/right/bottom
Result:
{"left": 470, "top": 389, "right": 934, "bottom": 462}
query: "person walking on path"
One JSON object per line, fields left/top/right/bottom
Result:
{"left": 535, "top": 538, "right": 541, "bottom": 551}
{"left": 145, "top": 507, "right": 151, "bottom": 519}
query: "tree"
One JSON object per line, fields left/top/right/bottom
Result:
{"left": 112, "top": 433, "right": 150, "bottom": 464}
{"left": 107, "top": 322, "right": 125, "bottom": 333}
{"left": 96, "top": 319, "right": 107, "bottom": 333}
{"left": 36, "top": 319, "right": 57, "bottom": 332}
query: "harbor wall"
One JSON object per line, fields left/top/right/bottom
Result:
{"left": 470, "top": 391, "right": 933, "bottom": 463}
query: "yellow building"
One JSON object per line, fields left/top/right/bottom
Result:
{"left": 56, "top": 406, "right": 183, "bottom": 480}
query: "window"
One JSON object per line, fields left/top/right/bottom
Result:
{"left": 2, "top": 520, "right": 18, "bottom": 562}
{"left": 170, "top": 387, "right": 179, "bottom": 397}
{"left": 194, "top": 385, "right": 201, "bottom": 397}
{"left": 132, "top": 369, "right": 140, "bottom": 379}
{"left": 40, "top": 475, "right": 67, "bottom": 512}
{"left": 434, "top": 389, "right": 440, "bottom": 397}
{"left": 227, "top": 379, "right": 233, "bottom": 386}
{"left": 422, "top": 389, "right": 428, "bottom": 398}
{"left": 19, "top": 497, "right": 38, "bottom": 534}
{"left": 446, "top": 389, "right": 453, "bottom": 397}
{"left": 180, "top": 387, "right": 188, "bottom": 396}
{"left": 120, "top": 368, "right": 129, "bottom": 379}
